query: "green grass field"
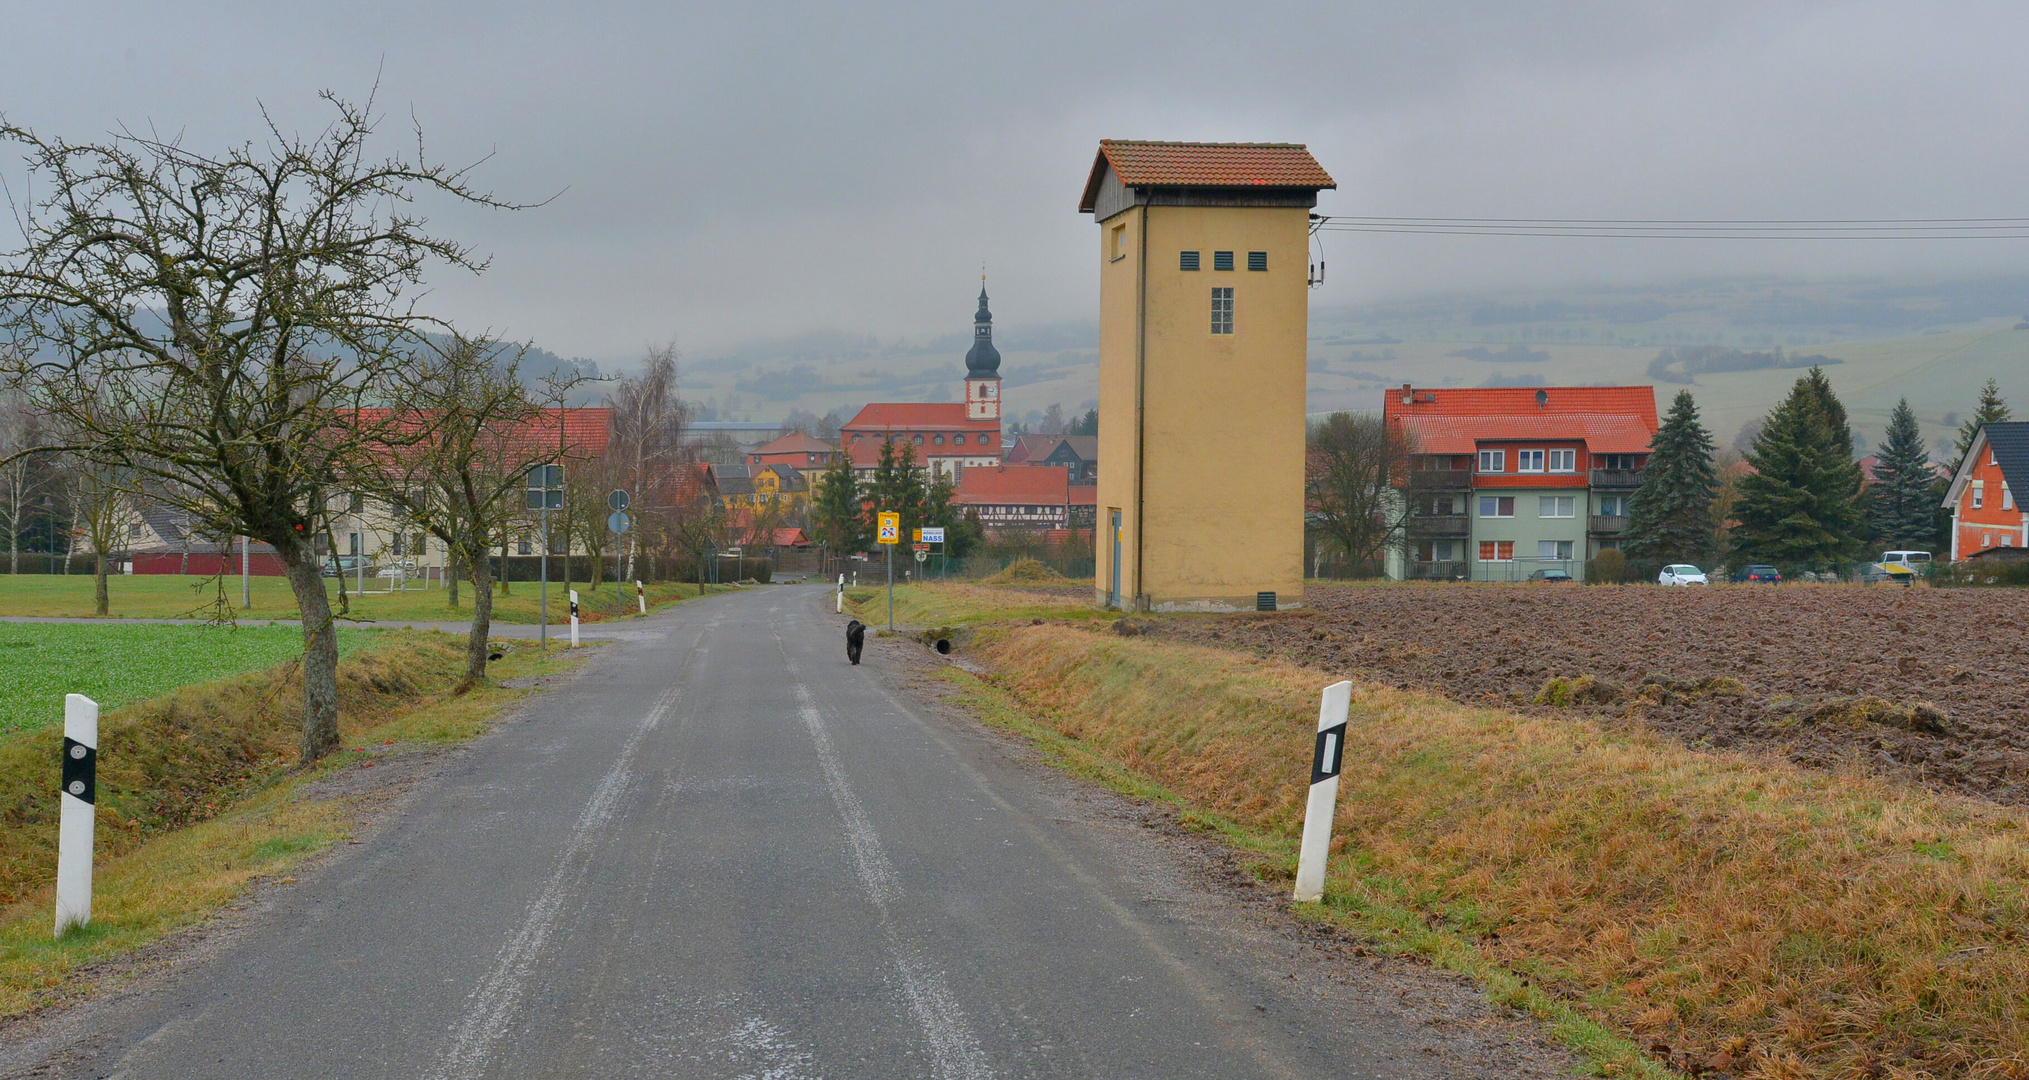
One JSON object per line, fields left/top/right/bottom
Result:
{"left": 0, "top": 622, "right": 377, "bottom": 734}
{"left": 0, "top": 574, "right": 721, "bottom": 624}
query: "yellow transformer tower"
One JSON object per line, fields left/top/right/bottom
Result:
{"left": 1080, "top": 140, "right": 1335, "bottom": 611}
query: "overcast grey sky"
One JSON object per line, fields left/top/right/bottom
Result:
{"left": 5, "top": 2, "right": 2027, "bottom": 361}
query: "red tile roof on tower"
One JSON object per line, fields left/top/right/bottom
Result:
{"left": 956, "top": 465, "right": 1070, "bottom": 506}
{"left": 1381, "top": 386, "right": 1659, "bottom": 455}
{"left": 1080, "top": 141, "right": 1336, "bottom": 212}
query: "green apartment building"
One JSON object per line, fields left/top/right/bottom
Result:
{"left": 1382, "top": 385, "right": 1659, "bottom": 582}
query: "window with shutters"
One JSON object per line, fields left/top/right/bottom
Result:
{"left": 1247, "top": 251, "right": 1267, "bottom": 271}
{"left": 1179, "top": 250, "right": 1200, "bottom": 271}
{"left": 1213, "top": 250, "right": 1234, "bottom": 271}
{"left": 1211, "top": 287, "right": 1233, "bottom": 334}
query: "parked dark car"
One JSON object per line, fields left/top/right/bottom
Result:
{"left": 1527, "top": 568, "right": 1575, "bottom": 583}
{"left": 1732, "top": 564, "right": 1782, "bottom": 584}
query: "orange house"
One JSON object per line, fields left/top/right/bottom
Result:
{"left": 1943, "top": 422, "right": 2029, "bottom": 560}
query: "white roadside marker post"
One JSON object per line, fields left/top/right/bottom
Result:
{"left": 836, "top": 573, "right": 845, "bottom": 613}
{"left": 636, "top": 580, "right": 646, "bottom": 615}
{"left": 1293, "top": 680, "right": 1354, "bottom": 904}
{"left": 568, "top": 589, "right": 580, "bottom": 649}
{"left": 56, "top": 693, "right": 99, "bottom": 936}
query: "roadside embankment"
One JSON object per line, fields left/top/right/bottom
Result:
{"left": 0, "top": 630, "right": 590, "bottom": 1019}
{"left": 884, "top": 585, "right": 2029, "bottom": 1079}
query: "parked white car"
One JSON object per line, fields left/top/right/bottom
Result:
{"left": 1658, "top": 564, "right": 1709, "bottom": 586}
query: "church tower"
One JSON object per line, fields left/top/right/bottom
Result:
{"left": 964, "top": 283, "right": 1002, "bottom": 422}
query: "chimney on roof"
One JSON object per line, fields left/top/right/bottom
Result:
{"left": 1535, "top": 389, "right": 1549, "bottom": 408}
{"left": 1401, "top": 383, "right": 1413, "bottom": 404}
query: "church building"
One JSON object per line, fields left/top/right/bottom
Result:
{"left": 840, "top": 285, "right": 1005, "bottom": 481}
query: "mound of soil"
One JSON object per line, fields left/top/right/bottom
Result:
{"left": 1144, "top": 585, "right": 2029, "bottom": 805}
{"left": 981, "top": 558, "right": 1067, "bottom": 585}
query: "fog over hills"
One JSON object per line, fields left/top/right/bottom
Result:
{"left": 643, "top": 273, "right": 2029, "bottom": 453}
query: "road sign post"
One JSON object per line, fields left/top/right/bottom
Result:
{"left": 55, "top": 693, "right": 98, "bottom": 936}
{"left": 527, "top": 464, "right": 564, "bottom": 649}
{"left": 877, "top": 511, "right": 900, "bottom": 631}
{"left": 609, "top": 490, "right": 630, "bottom": 621}
{"left": 1293, "top": 681, "right": 1354, "bottom": 903}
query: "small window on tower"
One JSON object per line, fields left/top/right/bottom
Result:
{"left": 1179, "top": 251, "right": 1200, "bottom": 271}
{"left": 1211, "top": 287, "right": 1234, "bottom": 335}
{"left": 1213, "top": 251, "right": 1234, "bottom": 271}
{"left": 1247, "top": 251, "right": 1267, "bottom": 271}
{"left": 1111, "top": 224, "right": 1126, "bottom": 262}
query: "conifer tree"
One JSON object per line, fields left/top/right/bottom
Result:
{"left": 868, "top": 438, "right": 928, "bottom": 542}
{"left": 1730, "top": 368, "right": 1867, "bottom": 569}
{"left": 1623, "top": 389, "right": 1717, "bottom": 565}
{"left": 1869, "top": 398, "right": 1946, "bottom": 551}
{"left": 810, "top": 450, "right": 868, "bottom": 553}
{"left": 1954, "top": 378, "right": 2012, "bottom": 468}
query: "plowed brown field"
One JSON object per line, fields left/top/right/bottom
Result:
{"left": 1136, "top": 583, "right": 2029, "bottom": 805}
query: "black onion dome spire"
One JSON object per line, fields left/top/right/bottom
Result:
{"left": 965, "top": 284, "right": 1001, "bottom": 376}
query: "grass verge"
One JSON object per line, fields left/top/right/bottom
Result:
{"left": 0, "top": 630, "right": 592, "bottom": 1019}
{"left": 874, "top": 585, "right": 2029, "bottom": 1079}
{"left": 0, "top": 573, "right": 724, "bottom": 624}
{"left": 0, "top": 622, "right": 377, "bottom": 734}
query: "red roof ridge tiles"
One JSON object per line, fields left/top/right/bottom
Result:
{"left": 1081, "top": 141, "right": 1335, "bottom": 212}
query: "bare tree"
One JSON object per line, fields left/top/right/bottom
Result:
{"left": 366, "top": 336, "right": 551, "bottom": 690}
{"left": 0, "top": 393, "right": 40, "bottom": 574}
{"left": 0, "top": 92, "right": 518, "bottom": 763}
{"left": 608, "top": 343, "right": 692, "bottom": 578}
{"left": 62, "top": 450, "right": 138, "bottom": 615}
{"left": 1306, "top": 412, "right": 1414, "bottom": 578}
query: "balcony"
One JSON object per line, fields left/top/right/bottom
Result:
{"left": 1408, "top": 469, "right": 1474, "bottom": 491}
{"left": 1589, "top": 468, "right": 1643, "bottom": 490}
{"left": 1408, "top": 560, "right": 1468, "bottom": 581}
{"left": 1589, "top": 514, "right": 1629, "bottom": 534}
{"left": 1407, "top": 514, "right": 1469, "bottom": 537}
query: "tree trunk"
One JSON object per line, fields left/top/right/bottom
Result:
{"left": 498, "top": 536, "right": 510, "bottom": 595}
{"left": 463, "top": 541, "right": 494, "bottom": 692}
{"left": 446, "top": 548, "right": 461, "bottom": 608}
{"left": 282, "top": 554, "right": 342, "bottom": 763}
{"left": 94, "top": 557, "right": 109, "bottom": 616}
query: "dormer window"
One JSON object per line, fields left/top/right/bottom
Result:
{"left": 1517, "top": 450, "right": 1545, "bottom": 473}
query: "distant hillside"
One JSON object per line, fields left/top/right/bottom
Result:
{"left": 664, "top": 274, "right": 2029, "bottom": 456}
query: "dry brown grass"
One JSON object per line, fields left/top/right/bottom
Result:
{"left": 973, "top": 623, "right": 2029, "bottom": 1080}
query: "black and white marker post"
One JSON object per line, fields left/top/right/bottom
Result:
{"left": 636, "top": 580, "right": 646, "bottom": 615}
{"left": 836, "top": 573, "right": 845, "bottom": 613}
{"left": 56, "top": 693, "right": 98, "bottom": 935}
{"left": 568, "top": 589, "right": 580, "bottom": 649}
{"left": 1293, "top": 680, "right": 1354, "bottom": 903}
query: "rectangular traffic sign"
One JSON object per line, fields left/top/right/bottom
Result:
{"left": 877, "top": 511, "right": 900, "bottom": 544}
{"left": 920, "top": 526, "right": 945, "bottom": 544}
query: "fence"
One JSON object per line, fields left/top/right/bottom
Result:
{"left": 0, "top": 554, "right": 105, "bottom": 575}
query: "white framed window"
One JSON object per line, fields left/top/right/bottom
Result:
{"left": 1538, "top": 496, "right": 1575, "bottom": 518}
{"left": 1516, "top": 449, "right": 1545, "bottom": 472}
{"left": 1211, "top": 287, "right": 1234, "bottom": 334}
{"left": 1478, "top": 496, "right": 1515, "bottom": 518}
{"left": 1547, "top": 449, "right": 1577, "bottom": 472}
{"left": 516, "top": 535, "right": 531, "bottom": 556}
{"left": 1477, "top": 449, "right": 1505, "bottom": 473}
{"left": 1972, "top": 480, "right": 1985, "bottom": 509}
{"left": 1538, "top": 540, "right": 1573, "bottom": 560}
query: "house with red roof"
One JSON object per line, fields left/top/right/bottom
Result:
{"left": 1382, "top": 384, "right": 1659, "bottom": 582}
{"left": 956, "top": 465, "right": 1071, "bottom": 532}
{"left": 839, "top": 288, "right": 1006, "bottom": 483}
{"left": 748, "top": 431, "right": 840, "bottom": 471}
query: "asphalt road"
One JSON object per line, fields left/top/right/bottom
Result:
{"left": 14, "top": 586, "right": 1550, "bottom": 1079}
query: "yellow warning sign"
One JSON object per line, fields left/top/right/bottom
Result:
{"left": 877, "top": 512, "right": 900, "bottom": 544}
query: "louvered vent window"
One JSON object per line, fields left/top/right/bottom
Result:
{"left": 1211, "top": 287, "right": 1234, "bottom": 335}
{"left": 1247, "top": 251, "right": 1267, "bottom": 271}
{"left": 1179, "top": 250, "right": 1200, "bottom": 271}
{"left": 1213, "top": 251, "right": 1234, "bottom": 271}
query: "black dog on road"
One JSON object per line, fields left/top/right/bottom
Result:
{"left": 845, "top": 619, "right": 866, "bottom": 665}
